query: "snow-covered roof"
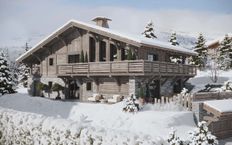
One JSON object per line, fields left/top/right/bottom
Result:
{"left": 16, "top": 19, "right": 196, "bottom": 62}
{"left": 204, "top": 99, "right": 232, "bottom": 113}
{"left": 205, "top": 33, "right": 232, "bottom": 47}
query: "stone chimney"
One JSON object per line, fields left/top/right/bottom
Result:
{"left": 92, "top": 17, "right": 111, "bottom": 28}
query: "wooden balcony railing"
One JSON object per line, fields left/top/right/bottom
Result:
{"left": 56, "top": 60, "right": 197, "bottom": 77}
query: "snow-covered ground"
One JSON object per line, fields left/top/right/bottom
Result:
{"left": 204, "top": 99, "right": 232, "bottom": 113}
{"left": 1, "top": 71, "right": 232, "bottom": 144}
{"left": 0, "top": 91, "right": 195, "bottom": 140}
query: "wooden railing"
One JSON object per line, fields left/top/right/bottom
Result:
{"left": 153, "top": 94, "right": 193, "bottom": 111}
{"left": 57, "top": 60, "right": 197, "bottom": 76}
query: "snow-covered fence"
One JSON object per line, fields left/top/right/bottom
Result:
{"left": 153, "top": 93, "right": 193, "bottom": 111}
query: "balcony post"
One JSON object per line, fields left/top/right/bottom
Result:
{"left": 95, "top": 40, "right": 100, "bottom": 62}
{"left": 106, "top": 39, "right": 110, "bottom": 61}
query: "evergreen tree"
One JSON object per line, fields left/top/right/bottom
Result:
{"left": 193, "top": 33, "right": 207, "bottom": 67}
{"left": 218, "top": 34, "right": 232, "bottom": 70}
{"left": 9, "top": 61, "right": 19, "bottom": 88}
{"left": 142, "top": 20, "right": 157, "bottom": 39}
{"left": 169, "top": 32, "right": 179, "bottom": 46}
{"left": 85, "top": 52, "right": 88, "bottom": 62}
{"left": 18, "top": 43, "right": 30, "bottom": 87}
{"left": 18, "top": 64, "right": 30, "bottom": 87}
{"left": 80, "top": 50, "right": 84, "bottom": 63}
{"left": 189, "top": 121, "right": 218, "bottom": 145}
{"left": 0, "top": 51, "right": 15, "bottom": 95}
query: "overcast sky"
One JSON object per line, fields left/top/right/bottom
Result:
{"left": 0, "top": 0, "right": 232, "bottom": 48}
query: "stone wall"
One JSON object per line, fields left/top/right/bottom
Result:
{"left": 192, "top": 91, "right": 232, "bottom": 101}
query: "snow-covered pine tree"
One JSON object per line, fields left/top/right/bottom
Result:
{"left": 18, "top": 42, "right": 31, "bottom": 87}
{"left": 193, "top": 33, "right": 207, "bottom": 68}
{"left": 218, "top": 34, "right": 232, "bottom": 70}
{"left": 167, "top": 128, "right": 184, "bottom": 145}
{"left": 0, "top": 51, "right": 15, "bottom": 95}
{"left": 9, "top": 61, "right": 19, "bottom": 89}
{"left": 188, "top": 121, "right": 218, "bottom": 145}
{"left": 169, "top": 32, "right": 179, "bottom": 46}
{"left": 122, "top": 94, "right": 140, "bottom": 113}
{"left": 18, "top": 64, "right": 30, "bottom": 87}
{"left": 142, "top": 20, "right": 157, "bottom": 39}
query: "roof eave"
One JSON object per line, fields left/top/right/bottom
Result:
{"left": 141, "top": 43, "right": 197, "bottom": 56}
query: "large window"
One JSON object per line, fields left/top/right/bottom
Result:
{"left": 68, "top": 54, "right": 79, "bottom": 63}
{"left": 110, "top": 44, "right": 117, "bottom": 61}
{"left": 99, "top": 41, "right": 106, "bottom": 61}
{"left": 89, "top": 37, "right": 96, "bottom": 62}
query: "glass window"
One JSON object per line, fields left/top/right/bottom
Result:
{"left": 86, "top": 82, "right": 92, "bottom": 91}
{"left": 68, "top": 54, "right": 79, "bottom": 63}
{"left": 49, "top": 58, "right": 54, "bottom": 66}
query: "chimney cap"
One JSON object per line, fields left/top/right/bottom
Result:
{"left": 92, "top": 16, "right": 112, "bottom": 22}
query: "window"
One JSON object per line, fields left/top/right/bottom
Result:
{"left": 99, "top": 41, "right": 106, "bottom": 61}
{"left": 68, "top": 54, "right": 79, "bottom": 63}
{"left": 148, "top": 54, "right": 158, "bottom": 61}
{"left": 86, "top": 82, "right": 92, "bottom": 91}
{"left": 89, "top": 37, "right": 96, "bottom": 62}
{"left": 49, "top": 58, "right": 54, "bottom": 66}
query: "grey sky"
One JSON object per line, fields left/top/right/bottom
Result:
{"left": 0, "top": 0, "right": 231, "bottom": 48}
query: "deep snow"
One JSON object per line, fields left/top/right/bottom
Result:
{"left": 0, "top": 92, "right": 195, "bottom": 139}
{"left": 204, "top": 99, "right": 232, "bottom": 113}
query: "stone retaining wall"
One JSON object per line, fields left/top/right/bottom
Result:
{"left": 192, "top": 91, "right": 232, "bottom": 102}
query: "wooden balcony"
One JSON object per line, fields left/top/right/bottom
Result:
{"left": 56, "top": 60, "right": 197, "bottom": 77}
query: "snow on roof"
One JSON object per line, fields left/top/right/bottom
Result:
{"left": 16, "top": 19, "right": 196, "bottom": 62}
{"left": 205, "top": 33, "right": 232, "bottom": 47}
{"left": 204, "top": 99, "right": 232, "bottom": 113}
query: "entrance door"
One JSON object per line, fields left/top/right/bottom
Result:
{"left": 68, "top": 80, "right": 79, "bottom": 99}
{"left": 173, "top": 79, "right": 182, "bottom": 93}
{"left": 149, "top": 80, "right": 160, "bottom": 99}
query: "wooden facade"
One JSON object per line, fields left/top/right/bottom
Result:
{"left": 16, "top": 18, "right": 197, "bottom": 100}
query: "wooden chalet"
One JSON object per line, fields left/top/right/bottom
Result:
{"left": 16, "top": 17, "right": 197, "bottom": 100}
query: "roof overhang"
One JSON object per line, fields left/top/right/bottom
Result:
{"left": 16, "top": 19, "right": 197, "bottom": 63}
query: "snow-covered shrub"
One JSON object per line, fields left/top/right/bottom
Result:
{"left": 221, "top": 80, "right": 232, "bottom": 92}
{"left": 170, "top": 56, "right": 182, "bottom": 64}
{"left": 0, "top": 107, "right": 168, "bottom": 145}
{"left": 122, "top": 96, "right": 140, "bottom": 113}
{"left": 167, "top": 128, "right": 184, "bottom": 145}
{"left": 52, "top": 83, "right": 64, "bottom": 99}
{"left": 188, "top": 121, "right": 218, "bottom": 145}
{"left": 180, "top": 88, "right": 188, "bottom": 96}
{"left": 0, "top": 108, "right": 85, "bottom": 145}
{"left": 167, "top": 122, "right": 218, "bottom": 145}
{"left": 198, "top": 84, "right": 222, "bottom": 92}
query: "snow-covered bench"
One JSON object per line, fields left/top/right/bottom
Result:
{"left": 87, "top": 94, "right": 101, "bottom": 102}
{"left": 108, "top": 95, "right": 122, "bottom": 103}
